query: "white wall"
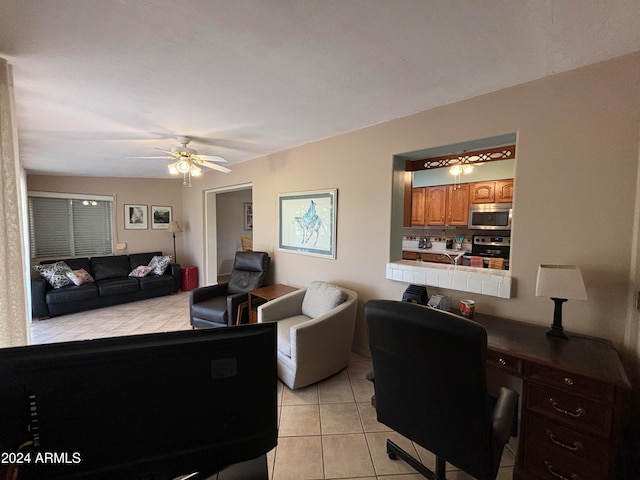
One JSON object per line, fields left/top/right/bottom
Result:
{"left": 180, "top": 53, "right": 640, "bottom": 382}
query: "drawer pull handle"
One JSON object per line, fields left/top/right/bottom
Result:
{"left": 498, "top": 358, "right": 507, "bottom": 366}
{"left": 563, "top": 377, "right": 574, "bottom": 386}
{"left": 545, "top": 429, "right": 584, "bottom": 451}
{"left": 549, "top": 398, "right": 586, "bottom": 418}
{"left": 545, "top": 461, "right": 580, "bottom": 480}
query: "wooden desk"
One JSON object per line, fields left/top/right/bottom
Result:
{"left": 238, "top": 284, "right": 299, "bottom": 324}
{"left": 473, "top": 313, "right": 631, "bottom": 480}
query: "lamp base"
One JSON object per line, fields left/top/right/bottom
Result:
{"left": 546, "top": 325, "right": 569, "bottom": 339}
{"left": 546, "top": 297, "right": 569, "bottom": 340}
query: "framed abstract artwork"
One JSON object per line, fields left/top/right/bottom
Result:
{"left": 124, "top": 204, "right": 148, "bottom": 230}
{"left": 151, "top": 205, "right": 172, "bottom": 229}
{"left": 278, "top": 189, "right": 337, "bottom": 259}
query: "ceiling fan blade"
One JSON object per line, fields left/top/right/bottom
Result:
{"left": 155, "top": 148, "right": 178, "bottom": 156}
{"left": 195, "top": 154, "right": 228, "bottom": 163}
{"left": 198, "top": 160, "right": 231, "bottom": 173}
{"left": 125, "top": 156, "right": 173, "bottom": 159}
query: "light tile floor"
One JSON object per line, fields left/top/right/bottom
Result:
{"left": 30, "top": 292, "right": 516, "bottom": 479}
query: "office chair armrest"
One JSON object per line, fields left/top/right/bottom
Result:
{"left": 258, "top": 288, "right": 306, "bottom": 323}
{"left": 492, "top": 387, "right": 519, "bottom": 444}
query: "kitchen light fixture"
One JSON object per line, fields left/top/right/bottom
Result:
{"left": 449, "top": 161, "right": 476, "bottom": 189}
{"left": 535, "top": 264, "right": 587, "bottom": 339}
{"left": 167, "top": 221, "right": 182, "bottom": 262}
{"left": 449, "top": 164, "right": 474, "bottom": 176}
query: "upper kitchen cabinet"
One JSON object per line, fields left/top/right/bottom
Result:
{"left": 495, "top": 180, "right": 513, "bottom": 203}
{"left": 425, "top": 185, "right": 447, "bottom": 225}
{"left": 447, "top": 184, "right": 470, "bottom": 225}
{"left": 470, "top": 179, "right": 514, "bottom": 204}
{"left": 411, "top": 187, "right": 426, "bottom": 225}
{"left": 410, "top": 184, "right": 469, "bottom": 226}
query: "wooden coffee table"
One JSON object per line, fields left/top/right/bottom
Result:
{"left": 236, "top": 284, "right": 299, "bottom": 324}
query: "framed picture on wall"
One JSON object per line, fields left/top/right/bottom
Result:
{"left": 244, "top": 203, "right": 253, "bottom": 230}
{"left": 151, "top": 205, "right": 172, "bottom": 229}
{"left": 124, "top": 204, "right": 148, "bottom": 230}
{"left": 278, "top": 189, "right": 337, "bottom": 259}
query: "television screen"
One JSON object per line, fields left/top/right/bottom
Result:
{"left": 0, "top": 323, "right": 277, "bottom": 480}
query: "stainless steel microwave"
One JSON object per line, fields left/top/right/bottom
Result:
{"left": 468, "top": 203, "right": 512, "bottom": 230}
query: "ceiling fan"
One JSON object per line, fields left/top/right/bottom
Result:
{"left": 130, "top": 135, "right": 231, "bottom": 186}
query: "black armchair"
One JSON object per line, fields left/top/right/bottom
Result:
{"left": 364, "top": 299, "right": 519, "bottom": 480}
{"left": 190, "top": 251, "right": 270, "bottom": 329}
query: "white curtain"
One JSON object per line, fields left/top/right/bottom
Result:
{"left": 0, "top": 57, "right": 29, "bottom": 347}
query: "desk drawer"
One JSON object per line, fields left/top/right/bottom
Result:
{"left": 526, "top": 384, "right": 612, "bottom": 437}
{"left": 487, "top": 351, "right": 522, "bottom": 375}
{"left": 528, "top": 364, "right": 614, "bottom": 403}
{"left": 523, "top": 442, "right": 608, "bottom": 480}
{"left": 527, "top": 415, "right": 609, "bottom": 468}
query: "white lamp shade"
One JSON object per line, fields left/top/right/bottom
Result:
{"left": 536, "top": 265, "right": 587, "bottom": 300}
{"left": 167, "top": 221, "right": 182, "bottom": 233}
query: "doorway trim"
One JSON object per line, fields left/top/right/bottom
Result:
{"left": 203, "top": 183, "right": 253, "bottom": 286}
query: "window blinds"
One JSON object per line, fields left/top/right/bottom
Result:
{"left": 28, "top": 195, "right": 113, "bottom": 259}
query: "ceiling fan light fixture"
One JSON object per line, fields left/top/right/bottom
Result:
{"left": 449, "top": 165, "right": 462, "bottom": 176}
{"left": 168, "top": 163, "right": 179, "bottom": 175}
{"left": 176, "top": 160, "right": 191, "bottom": 174}
{"left": 190, "top": 165, "right": 202, "bottom": 176}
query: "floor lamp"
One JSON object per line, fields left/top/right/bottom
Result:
{"left": 167, "top": 221, "right": 182, "bottom": 263}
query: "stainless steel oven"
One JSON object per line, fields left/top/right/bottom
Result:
{"left": 463, "top": 235, "right": 511, "bottom": 269}
{"left": 468, "top": 203, "right": 512, "bottom": 230}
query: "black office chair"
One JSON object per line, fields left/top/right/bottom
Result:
{"left": 190, "top": 251, "right": 270, "bottom": 328}
{"left": 365, "top": 299, "right": 519, "bottom": 480}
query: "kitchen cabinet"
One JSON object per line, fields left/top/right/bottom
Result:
{"left": 496, "top": 179, "right": 513, "bottom": 202}
{"left": 408, "top": 184, "right": 470, "bottom": 227}
{"left": 425, "top": 185, "right": 447, "bottom": 225}
{"left": 470, "top": 179, "right": 514, "bottom": 204}
{"left": 447, "top": 184, "right": 470, "bottom": 226}
{"left": 410, "top": 187, "right": 426, "bottom": 226}
{"left": 426, "top": 184, "right": 469, "bottom": 226}
{"left": 420, "top": 252, "right": 454, "bottom": 264}
{"left": 401, "top": 251, "right": 453, "bottom": 264}
{"left": 402, "top": 251, "right": 420, "bottom": 260}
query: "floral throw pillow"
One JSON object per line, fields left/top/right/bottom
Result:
{"left": 129, "top": 265, "right": 153, "bottom": 278}
{"left": 66, "top": 268, "right": 94, "bottom": 286}
{"left": 148, "top": 255, "right": 171, "bottom": 275}
{"left": 34, "top": 261, "right": 73, "bottom": 289}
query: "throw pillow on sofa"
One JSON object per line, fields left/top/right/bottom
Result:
{"left": 129, "top": 265, "right": 153, "bottom": 277}
{"left": 148, "top": 255, "right": 171, "bottom": 275}
{"left": 66, "top": 268, "right": 94, "bottom": 286}
{"left": 34, "top": 261, "right": 73, "bottom": 289}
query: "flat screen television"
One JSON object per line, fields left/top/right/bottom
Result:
{"left": 0, "top": 323, "right": 277, "bottom": 480}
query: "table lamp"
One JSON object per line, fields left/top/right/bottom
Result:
{"left": 167, "top": 221, "right": 182, "bottom": 263}
{"left": 536, "top": 264, "right": 587, "bottom": 339}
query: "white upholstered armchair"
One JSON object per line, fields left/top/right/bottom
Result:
{"left": 257, "top": 281, "right": 358, "bottom": 389}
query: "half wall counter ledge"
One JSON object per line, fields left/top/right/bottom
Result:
{"left": 386, "top": 260, "right": 512, "bottom": 298}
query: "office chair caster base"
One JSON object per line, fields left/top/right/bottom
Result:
{"left": 386, "top": 439, "right": 445, "bottom": 480}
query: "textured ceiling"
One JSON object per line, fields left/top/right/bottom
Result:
{"left": 1, "top": 0, "right": 640, "bottom": 178}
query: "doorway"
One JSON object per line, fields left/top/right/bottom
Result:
{"left": 203, "top": 183, "right": 252, "bottom": 285}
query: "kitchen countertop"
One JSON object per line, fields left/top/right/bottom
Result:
{"left": 402, "top": 247, "right": 470, "bottom": 256}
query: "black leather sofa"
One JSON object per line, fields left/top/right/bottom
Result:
{"left": 31, "top": 252, "right": 182, "bottom": 319}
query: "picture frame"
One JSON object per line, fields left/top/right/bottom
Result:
{"left": 278, "top": 189, "right": 337, "bottom": 259}
{"left": 151, "top": 205, "right": 172, "bottom": 230}
{"left": 244, "top": 203, "right": 253, "bottom": 231}
{"left": 124, "top": 204, "right": 148, "bottom": 230}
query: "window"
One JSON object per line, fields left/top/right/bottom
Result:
{"left": 28, "top": 192, "right": 114, "bottom": 259}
